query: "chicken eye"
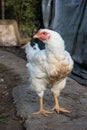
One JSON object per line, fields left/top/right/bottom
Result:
{"left": 42, "top": 32, "right": 47, "bottom": 35}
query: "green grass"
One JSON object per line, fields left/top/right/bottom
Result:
{"left": 0, "top": 113, "right": 10, "bottom": 124}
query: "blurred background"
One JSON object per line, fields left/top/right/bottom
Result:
{"left": 0, "top": 0, "right": 42, "bottom": 38}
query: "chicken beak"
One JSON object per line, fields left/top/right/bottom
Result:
{"left": 33, "top": 34, "right": 40, "bottom": 39}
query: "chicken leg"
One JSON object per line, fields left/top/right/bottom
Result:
{"left": 33, "top": 97, "right": 52, "bottom": 116}
{"left": 52, "top": 92, "right": 70, "bottom": 113}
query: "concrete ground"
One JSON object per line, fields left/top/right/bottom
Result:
{"left": 0, "top": 49, "right": 87, "bottom": 130}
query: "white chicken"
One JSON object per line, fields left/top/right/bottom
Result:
{"left": 25, "top": 29, "right": 73, "bottom": 116}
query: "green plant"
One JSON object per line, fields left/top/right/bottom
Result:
{"left": 5, "top": 0, "right": 42, "bottom": 37}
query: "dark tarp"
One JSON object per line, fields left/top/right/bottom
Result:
{"left": 42, "top": 0, "right": 87, "bottom": 86}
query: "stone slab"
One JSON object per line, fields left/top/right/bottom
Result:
{"left": 12, "top": 78, "right": 87, "bottom": 130}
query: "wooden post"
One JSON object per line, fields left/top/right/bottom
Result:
{"left": 1, "top": 0, "right": 5, "bottom": 19}
{"left": 0, "top": 0, "right": 1, "bottom": 18}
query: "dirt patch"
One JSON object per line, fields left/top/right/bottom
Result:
{"left": 0, "top": 47, "right": 26, "bottom": 60}
{"left": 0, "top": 63, "right": 25, "bottom": 130}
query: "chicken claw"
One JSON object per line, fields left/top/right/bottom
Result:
{"left": 33, "top": 97, "right": 52, "bottom": 116}
{"left": 52, "top": 92, "right": 70, "bottom": 114}
{"left": 33, "top": 109, "right": 53, "bottom": 117}
{"left": 52, "top": 105, "right": 70, "bottom": 113}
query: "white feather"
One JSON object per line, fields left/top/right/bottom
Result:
{"left": 25, "top": 29, "right": 73, "bottom": 98}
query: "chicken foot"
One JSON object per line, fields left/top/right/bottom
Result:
{"left": 52, "top": 92, "right": 70, "bottom": 113}
{"left": 33, "top": 97, "right": 52, "bottom": 117}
